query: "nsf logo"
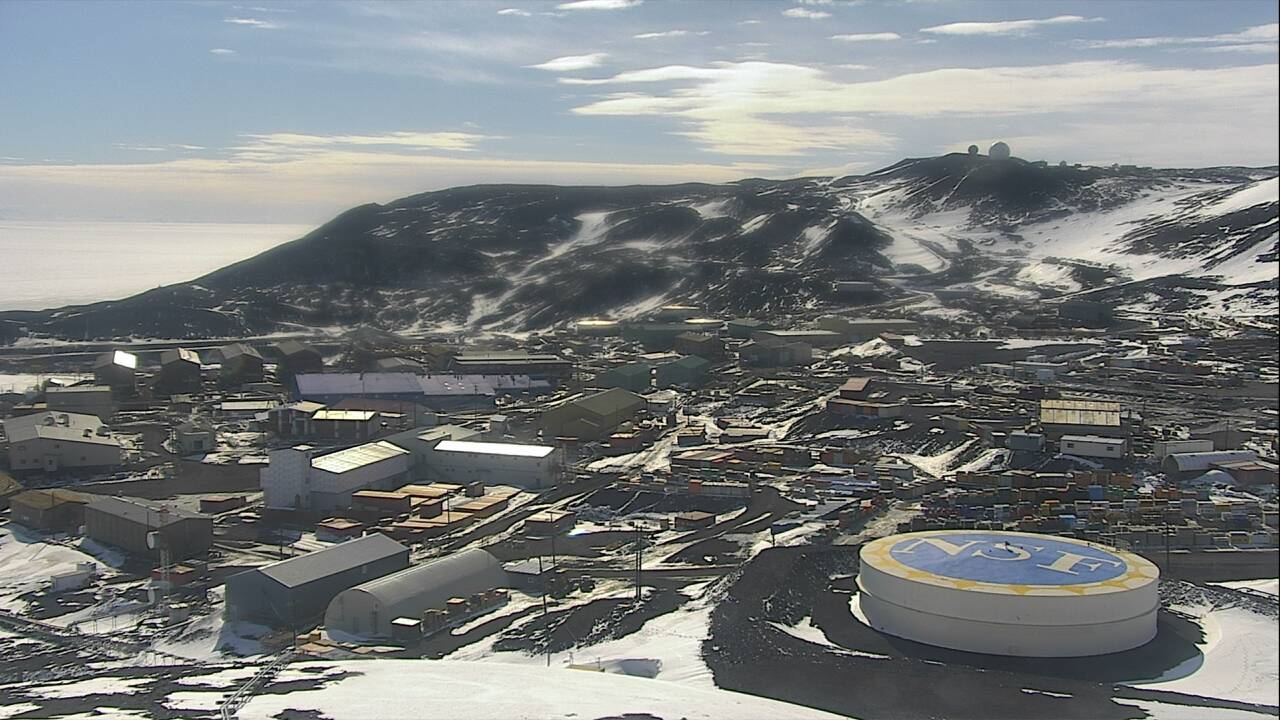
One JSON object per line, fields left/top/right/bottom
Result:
{"left": 889, "top": 533, "right": 1129, "bottom": 586}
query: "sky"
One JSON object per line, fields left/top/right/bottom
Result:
{"left": 1, "top": 0, "right": 1277, "bottom": 224}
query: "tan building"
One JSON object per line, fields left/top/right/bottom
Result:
{"left": 9, "top": 489, "right": 89, "bottom": 532}
{"left": 3, "top": 412, "right": 124, "bottom": 473}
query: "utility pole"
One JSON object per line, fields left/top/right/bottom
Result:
{"left": 633, "top": 522, "right": 643, "bottom": 603}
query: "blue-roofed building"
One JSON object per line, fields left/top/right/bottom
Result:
{"left": 293, "top": 373, "right": 551, "bottom": 410}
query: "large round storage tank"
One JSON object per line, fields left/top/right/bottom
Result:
{"left": 858, "top": 530, "right": 1159, "bottom": 657}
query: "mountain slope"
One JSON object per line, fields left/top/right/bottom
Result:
{"left": 1, "top": 155, "right": 1275, "bottom": 342}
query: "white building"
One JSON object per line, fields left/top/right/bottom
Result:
{"left": 425, "top": 440, "right": 561, "bottom": 490}
{"left": 261, "top": 441, "right": 410, "bottom": 512}
{"left": 1059, "top": 434, "right": 1127, "bottom": 459}
{"left": 858, "top": 530, "right": 1159, "bottom": 657}
{"left": 3, "top": 411, "right": 124, "bottom": 473}
{"left": 383, "top": 425, "right": 480, "bottom": 480}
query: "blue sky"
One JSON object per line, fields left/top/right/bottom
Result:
{"left": 1, "top": 0, "right": 1276, "bottom": 223}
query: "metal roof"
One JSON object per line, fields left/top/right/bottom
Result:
{"left": 94, "top": 350, "right": 137, "bottom": 370}
{"left": 312, "top": 441, "right": 409, "bottom": 474}
{"left": 87, "top": 496, "right": 205, "bottom": 525}
{"left": 434, "top": 440, "right": 555, "bottom": 458}
{"left": 312, "top": 410, "right": 378, "bottom": 422}
{"left": 1039, "top": 398, "right": 1121, "bottom": 427}
{"left": 333, "top": 548, "right": 507, "bottom": 626}
{"left": 160, "top": 348, "right": 200, "bottom": 365}
{"left": 572, "top": 387, "right": 647, "bottom": 417}
{"left": 296, "top": 373, "right": 546, "bottom": 398}
{"left": 256, "top": 533, "right": 407, "bottom": 589}
{"left": 1165, "top": 450, "right": 1258, "bottom": 472}
{"left": 3, "top": 411, "right": 118, "bottom": 446}
{"left": 1060, "top": 434, "right": 1126, "bottom": 446}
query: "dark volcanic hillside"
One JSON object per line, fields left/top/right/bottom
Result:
{"left": 1, "top": 154, "right": 1275, "bottom": 342}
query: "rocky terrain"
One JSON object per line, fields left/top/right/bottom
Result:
{"left": 1, "top": 154, "right": 1275, "bottom": 342}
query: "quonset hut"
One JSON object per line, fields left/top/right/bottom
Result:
{"left": 324, "top": 548, "right": 508, "bottom": 639}
{"left": 857, "top": 530, "right": 1159, "bottom": 657}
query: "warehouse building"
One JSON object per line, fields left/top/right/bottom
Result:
{"left": 752, "top": 329, "right": 844, "bottom": 349}
{"left": 9, "top": 489, "right": 88, "bottom": 532}
{"left": 93, "top": 350, "right": 138, "bottom": 395}
{"left": 293, "top": 373, "right": 549, "bottom": 410}
{"left": 739, "top": 337, "right": 812, "bottom": 367}
{"left": 226, "top": 533, "right": 409, "bottom": 629}
{"left": 655, "top": 356, "right": 712, "bottom": 389}
{"left": 261, "top": 441, "right": 411, "bottom": 512}
{"left": 274, "top": 340, "right": 324, "bottom": 378}
{"left": 45, "top": 385, "right": 115, "bottom": 421}
{"left": 383, "top": 425, "right": 482, "bottom": 480}
{"left": 155, "top": 348, "right": 203, "bottom": 395}
{"left": 448, "top": 352, "right": 573, "bottom": 381}
{"left": 427, "top": 440, "right": 561, "bottom": 489}
{"left": 673, "top": 332, "right": 725, "bottom": 360}
{"left": 593, "top": 362, "right": 652, "bottom": 393}
{"left": 84, "top": 496, "right": 213, "bottom": 560}
{"left": 309, "top": 410, "right": 381, "bottom": 441}
{"left": 541, "top": 388, "right": 647, "bottom": 441}
{"left": 858, "top": 530, "right": 1158, "bottom": 656}
{"left": 1039, "top": 398, "right": 1126, "bottom": 440}
{"left": 815, "top": 317, "right": 919, "bottom": 342}
{"left": 726, "top": 318, "right": 769, "bottom": 339}
{"left": 3, "top": 411, "right": 124, "bottom": 473}
{"left": 324, "top": 548, "right": 508, "bottom": 639}
{"left": 218, "top": 343, "right": 265, "bottom": 386}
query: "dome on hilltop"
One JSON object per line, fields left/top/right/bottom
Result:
{"left": 989, "top": 141, "right": 1011, "bottom": 160}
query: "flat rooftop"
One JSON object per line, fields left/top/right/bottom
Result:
{"left": 312, "top": 441, "right": 409, "bottom": 474}
{"left": 434, "top": 440, "right": 555, "bottom": 458}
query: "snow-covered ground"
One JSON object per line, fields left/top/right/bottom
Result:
{"left": 236, "top": 659, "right": 845, "bottom": 720}
{"left": 0, "top": 527, "right": 117, "bottom": 612}
{"left": 1212, "top": 578, "right": 1279, "bottom": 597}
{"left": 1127, "top": 602, "right": 1279, "bottom": 707}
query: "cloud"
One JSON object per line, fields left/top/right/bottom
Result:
{"left": 1199, "top": 43, "right": 1279, "bottom": 54}
{"left": 921, "top": 15, "right": 1102, "bottom": 36}
{"left": 223, "top": 17, "right": 279, "bottom": 29}
{"left": 1078, "top": 23, "right": 1278, "bottom": 49}
{"left": 569, "top": 59, "right": 1277, "bottom": 157}
{"left": 234, "top": 131, "right": 494, "bottom": 159}
{"left": 783, "top": 7, "right": 832, "bottom": 19}
{"left": 0, "top": 152, "right": 771, "bottom": 223}
{"left": 830, "top": 32, "right": 901, "bottom": 42}
{"left": 739, "top": 20, "right": 762, "bottom": 25}
{"left": 529, "top": 53, "right": 609, "bottom": 71}
{"left": 209, "top": 48, "right": 237, "bottom": 55}
{"left": 496, "top": 8, "right": 533, "bottom": 16}
{"left": 634, "top": 30, "right": 709, "bottom": 39}
{"left": 555, "top": 0, "right": 642, "bottom": 10}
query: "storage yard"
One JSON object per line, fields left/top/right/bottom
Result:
{"left": 0, "top": 304, "right": 1276, "bottom": 719}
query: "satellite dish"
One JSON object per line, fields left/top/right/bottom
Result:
{"left": 967, "top": 144, "right": 979, "bottom": 155}
{"left": 989, "top": 141, "right": 1011, "bottom": 160}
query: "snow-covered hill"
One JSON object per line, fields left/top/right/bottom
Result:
{"left": 1, "top": 154, "right": 1275, "bottom": 341}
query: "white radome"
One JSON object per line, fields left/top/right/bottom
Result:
{"left": 989, "top": 141, "right": 1012, "bottom": 160}
{"left": 858, "top": 530, "right": 1160, "bottom": 657}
